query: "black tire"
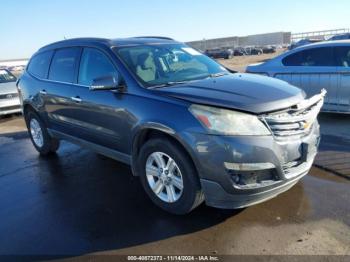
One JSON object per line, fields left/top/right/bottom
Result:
{"left": 138, "top": 138, "right": 204, "bottom": 215}
{"left": 25, "top": 111, "right": 60, "bottom": 155}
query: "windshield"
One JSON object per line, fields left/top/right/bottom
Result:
{"left": 0, "top": 69, "right": 17, "bottom": 83}
{"left": 115, "top": 44, "right": 228, "bottom": 87}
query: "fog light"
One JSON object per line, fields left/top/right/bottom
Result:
{"left": 228, "top": 169, "right": 278, "bottom": 189}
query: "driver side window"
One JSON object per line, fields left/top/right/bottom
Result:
{"left": 78, "top": 48, "right": 118, "bottom": 86}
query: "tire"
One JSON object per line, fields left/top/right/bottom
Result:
{"left": 25, "top": 111, "right": 60, "bottom": 155}
{"left": 138, "top": 138, "right": 204, "bottom": 215}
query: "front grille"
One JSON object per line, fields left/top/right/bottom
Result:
{"left": 261, "top": 93, "right": 324, "bottom": 140}
{"left": 0, "top": 93, "right": 19, "bottom": 100}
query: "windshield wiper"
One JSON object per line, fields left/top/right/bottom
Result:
{"left": 150, "top": 81, "right": 189, "bottom": 89}
{"left": 149, "top": 73, "right": 228, "bottom": 89}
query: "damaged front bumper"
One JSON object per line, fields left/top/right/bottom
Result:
{"left": 185, "top": 90, "right": 325, "bottom": 209}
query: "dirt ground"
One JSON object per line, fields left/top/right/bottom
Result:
{"left": 217, "top": 49, "right": 285, "bottom": 72}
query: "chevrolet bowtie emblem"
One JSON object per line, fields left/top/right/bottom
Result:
{"left": 303, "top": 121, "right": 311, "bottom": 129}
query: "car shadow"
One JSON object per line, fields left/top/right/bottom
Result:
{"left": 39, "top": 152, "right": 241, "bottom": 253}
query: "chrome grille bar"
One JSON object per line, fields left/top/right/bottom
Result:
{"left": 261, "top": 90, "right": 326, "bottom": 139}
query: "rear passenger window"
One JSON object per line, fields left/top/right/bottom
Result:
{"left": 334, "top": 46, "right": 350, "bottom": 67}
{"left": 78, "top": 48, "right": 117, "bottom": 86}
{"left": 27, "top": 51, "right": 53, "bottom": 78}
{"left": 49, "top": 48, "right": 80, "bottom": 83}
{"left": 283, "top": 47, "right": 335, "bottom": 67}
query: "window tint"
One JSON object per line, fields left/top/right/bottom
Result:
{"left": 78, "top": 48, "right": 117, "bottom": 86}
{"left": 335, "top": 46, "right": 350, "bottom": 67}
{"left": 283, "top": 47, "right": 335, "bottom": 67}
{"left": 27, "top": 51, "right": 53, "bottom": 78}
{"left": 49, "top": 48, "right": 80, "bottom": 83}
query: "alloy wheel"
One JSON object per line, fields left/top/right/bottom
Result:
{"left": 145, "top": 152, "right": 184, "bottom": 203}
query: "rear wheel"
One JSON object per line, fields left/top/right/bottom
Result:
{"left": 138, "top": 138, "right": 204, "bottom": 215}
{"left": 25, "top": 111, "right": 59, "bottom": 155}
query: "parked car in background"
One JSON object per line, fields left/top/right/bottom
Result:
{"left": 18, "top": 37, "right": 323, "bottom": 214}
{"left": 262, "top": 45, "right": 276, "bottom": 54}
{"left": 289, "top": 39, "right": 323, "bottom": 50}
{"left": 328, "top": 33, "right": 350, "bottom": 41}
{"left": 205, "top": 48, "right": 233, "bottom": 59}
{"left": 8, "top": 65, "right": 25, "bottom": 72}
{"left": 245, "top": 46, "right": 263, "bottom": 55}
{"left": 233, "top": 47, "right": 246, "bottom": 56}
{"left": 0, "top": 69, "right": 21, "bottom": 116}
{"left": 246, "top": 40, "right": 350, "bottom": 113}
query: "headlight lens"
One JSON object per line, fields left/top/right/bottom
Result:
{"left": 189, "top": 104, "right": 271, "bottom": 136}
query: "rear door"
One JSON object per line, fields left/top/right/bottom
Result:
{"left": 45, "top": 47, "right": 82, "bottom": 135}
{"left": 335, "top": 46, "right": 350, "bottom": 112}
{"left": 275, "top": 47, "right": 338, "bottom": 112}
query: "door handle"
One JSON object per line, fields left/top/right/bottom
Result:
{"left": 71, "top": 96, "right": 82, "bottom": 103}
{"left": 39, "top": 90, "right": 47, "bottom": 95}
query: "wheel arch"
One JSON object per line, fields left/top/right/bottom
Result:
{"left": 23, "top": 103, "right": 36, "bottom": 115}
{"left": 131, "top": 124, "right": 200, "bottom": 178}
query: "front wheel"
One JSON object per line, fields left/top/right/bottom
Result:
{"left": 138, "top": 138, "right": 204, "bottom": 215}
{"left": 25, "top": 111, "right": 60, "bottom": 155}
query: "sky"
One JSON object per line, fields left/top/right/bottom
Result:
{"left": 1, "top": 0, "right": 349, "bottom": 60}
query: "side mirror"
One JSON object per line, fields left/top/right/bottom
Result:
{"left": 89, "top": 75, "right": 124, "bottom": 91}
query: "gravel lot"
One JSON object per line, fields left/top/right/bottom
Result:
{"left": 217, "top": 49, "right": 285, "bottom": 72}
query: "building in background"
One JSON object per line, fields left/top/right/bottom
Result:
{"left": 187, "top": 32, "right": 291, "bottom": 50}
{"left": 0, "top": 59, "right": 28, "bottom": 68}
{"left": 291, "top": 28, "right": 350, "bottom": 42}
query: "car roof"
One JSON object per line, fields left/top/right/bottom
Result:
{"left": 293, "top": 40, "right": 350, "bottom": 51}
{"left": 38, "top": 37, "right": 180, "bottom": 52}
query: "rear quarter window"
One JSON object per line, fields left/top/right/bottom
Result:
{"left": 27, "top": 51, "right": 53, "bottom": 78}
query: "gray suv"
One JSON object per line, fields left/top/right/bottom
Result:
{"left": 18, "top": 37, "right": 324, "bottom": 214}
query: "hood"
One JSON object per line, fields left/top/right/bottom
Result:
{"left": 157, "top": 73, "right": 304, "bottom": 114}
{"left": 0, "top": 81, "right": 18, "bottom": 95}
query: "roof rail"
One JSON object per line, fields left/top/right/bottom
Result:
{"left": 133, "top": 36, "right": 174, "bottom": 40}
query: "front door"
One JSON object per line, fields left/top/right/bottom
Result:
{"left": 72, "top": 47, "right": 131, "bottom": 153}
{"left": 274, "top": 46, "right": 339, "bottom": 112}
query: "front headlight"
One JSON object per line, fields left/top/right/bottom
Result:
{"left": 189, "top": 104, "right": 271, "bottom": 136}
